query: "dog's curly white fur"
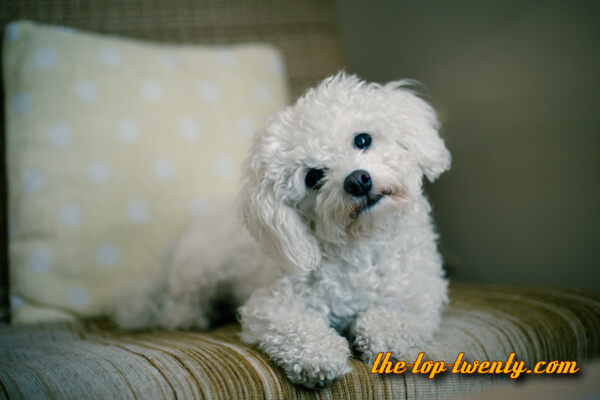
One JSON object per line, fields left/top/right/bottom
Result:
{"left": 113, "top": 73, "right": 451, "bottom": 389}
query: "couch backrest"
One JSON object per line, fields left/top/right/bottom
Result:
{"left": 0, "top": 0, "right": 343, "bottom": 323}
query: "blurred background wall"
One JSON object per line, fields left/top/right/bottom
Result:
{"left": 336, "top": 0, "right": 600, "bottom": 290}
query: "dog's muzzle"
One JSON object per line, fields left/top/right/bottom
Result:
{"left": 344, "top": 169, "right": 372, "bottom": 197}
{"left": 344, "top": 170, "right": 389, "bottom": 218}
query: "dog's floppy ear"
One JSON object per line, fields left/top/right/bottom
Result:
{"left": 385, "top": 81, "right": 451, "bottom": 182}
{"left": 238, "top": 127, "right": 321, "bottom": 274}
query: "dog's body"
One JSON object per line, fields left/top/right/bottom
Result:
{"left": 114, "top": 73, "right": 450, "bottom": 388}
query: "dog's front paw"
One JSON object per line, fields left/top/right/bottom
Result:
{"left": 350, "top": 307, "right": 442, "bottom": 365}
{"left": 283, "top": 358, "right": 352, "bottom": 389}
{"left": 350, "top": 326, "right": 386, "bottom": 364}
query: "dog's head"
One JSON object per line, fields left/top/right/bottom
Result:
{"left": 239, "top": 73, "right": 450, "bottom": 273}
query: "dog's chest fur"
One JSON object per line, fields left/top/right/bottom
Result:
{"left": 301, "top": 245, "right": 394, "bottom": 331}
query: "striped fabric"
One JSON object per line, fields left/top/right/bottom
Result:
{"left": 1, "top": 283, "right": 598, "bottom": 399}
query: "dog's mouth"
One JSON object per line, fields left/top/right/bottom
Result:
{"left": 350, "top": 187, "right": 393, "bottom": 219}
{"left": 357, "top": 194, "right": 384, "bottom": 215}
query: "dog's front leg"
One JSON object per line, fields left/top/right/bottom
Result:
{"left": 239, "top": 280, "right": 352, "bottom": 388}
{"left": 349, "top": 304, "right": 442, "bottom": 365}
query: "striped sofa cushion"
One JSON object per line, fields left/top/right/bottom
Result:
{"left": 1, "top": 283, "right": 598, "bottom": 399}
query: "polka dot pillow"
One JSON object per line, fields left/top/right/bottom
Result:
{"left": 3, "top": 20, "right": 290, "bottom": 323}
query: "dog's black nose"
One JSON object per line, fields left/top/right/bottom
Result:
{"left": 344, "top": 169, "right": 372, "bottom": 197}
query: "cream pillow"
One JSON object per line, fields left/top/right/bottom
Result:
{"left": 3, "top": 21, "right": 290, "bottom": 323}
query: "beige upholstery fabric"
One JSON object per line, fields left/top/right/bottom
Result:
{"left": 0, "top": 0, "right": 342, "bottom": 98}
{"left": 0, "top": 0, "right": 344, "bottom": 324}
{"left": 1, "top": 283, "right": 598, "bottom": 399}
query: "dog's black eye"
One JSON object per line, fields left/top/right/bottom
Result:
{"left": 305, "top": 168, "right": 325, "bottom": 189}
{"left": 353, "top": 133, "right": 372, "bottom": 150}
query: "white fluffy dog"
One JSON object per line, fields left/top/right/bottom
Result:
{"left": 114, "top": 73, "right": 451, "bottom": 388}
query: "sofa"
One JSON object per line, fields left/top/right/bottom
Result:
{"left": 1, "top": 1, "right": 599, "bottom": 399}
